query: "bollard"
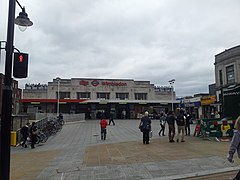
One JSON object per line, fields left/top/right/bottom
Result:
{"left": 11, "top": 131, "right": 17, "bottom": 146}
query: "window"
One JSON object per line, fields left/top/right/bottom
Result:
{"left": 56, "top": 92, "right": 70, "bottom": 99}
{"left": 77, "top": 92, "right": 91, "bottom": 99}
{"left": 219, "top": 70, "right": 223, "bottom": 86}
{"left": 116, "top": 93, "right": 129, "bottom": 100}
{"left": 226, "top": 65, "right": 235, "bottom": 84}
{"left": 97, "top": 92, "right": 110, "bottom": 99}
{"left": 135, "top": 93, "right": 147, "bottom": 100}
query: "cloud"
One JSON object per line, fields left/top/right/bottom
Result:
{"left": 0, "top": 0, "right": 240, "bottom": 97}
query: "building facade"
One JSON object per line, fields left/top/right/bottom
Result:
{"left": 21, "top": 78, "right": 178, "bottom": 119}
{"left": 214, "top": 45, "right": 240, "bottom": 118}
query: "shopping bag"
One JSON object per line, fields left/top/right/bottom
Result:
{"left": 149, "top": 130, "right": 153, "bottom": 138}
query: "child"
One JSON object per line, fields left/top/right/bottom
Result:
{"left": 100, "top": 118, "right": 108, "bottom": 140}
{"left": 194, "top": 120, "right": 201, "bottom": 137}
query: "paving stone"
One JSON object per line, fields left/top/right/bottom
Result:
{"left": 10, "top": 120, "right": 240, "bottom": 180}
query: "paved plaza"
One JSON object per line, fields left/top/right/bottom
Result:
{"left": 10, "top": 119, "right": 240, "bottom": 180}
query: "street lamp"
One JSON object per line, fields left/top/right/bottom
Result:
{"left": 0, "top": 0, "right": 33, "bottom": 179}
{"left": 169, "top": 79, "right": 175, "bottom": 111}
{"left": 56, "top": 77, "right": 61, "bottom": 116}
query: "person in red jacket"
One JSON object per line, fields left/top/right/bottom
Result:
{"left": 100, "top": 118, "right": 108, "bottom": 140}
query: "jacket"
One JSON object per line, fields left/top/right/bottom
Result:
{"left": 141, "top": 116, "right": 151, "bottom": 130}
{"left": 229, "top": 130, "right": 240, "bottom": 160}
{"left": 100, "top": 119, "right": 108, "bottom": 129}
{"left": 166, "top": 114, "right": 175, "bottom": 125}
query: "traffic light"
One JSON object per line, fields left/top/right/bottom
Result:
{"left": 13, "top": 52, "right": 28, "bottom": 78}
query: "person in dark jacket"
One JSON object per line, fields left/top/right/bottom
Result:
{"left": 20, "top": 122, "right": 30, "bottom": 148}
{"left": 29, "top": 122, "right": 38, "bottom": 149}
{"left": 166, "top": 111, "right": 176, "bottom": 142}
{"left": 228, "top": 116, "right": 240, "bottom": 180}
{"left": 140, "top": 111, "right": 151, "bottom": 144}
{"left": 108, "top": 110, "right": 115, "bottom": 126}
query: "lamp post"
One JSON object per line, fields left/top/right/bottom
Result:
{"left": 56, "top": 77, "right": 61, "bottom": 116}
{"left": 0, "top": 1, "right": 32, "bottom": 179}
{"left": 169, "top": 79, "right": 175, "bottom": 112}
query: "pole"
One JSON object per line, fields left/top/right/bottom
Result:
{"left": 0, "top": 0, "right": 16, "bottom": 179}
{"left": 57, "top": 80, "right": 60, "bottom": 116}
{"left": 171, "top": 85, "right": 173, "bottom": 111}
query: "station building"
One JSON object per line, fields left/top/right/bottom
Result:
{"left": 21, "top": 78, "right": 178, "bottom": 119}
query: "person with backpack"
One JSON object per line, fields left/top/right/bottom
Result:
{"left": 176, "top": 110, "right": 186, "bottom": 142}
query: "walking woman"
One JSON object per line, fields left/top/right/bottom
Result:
{"left": 228, "top": 116, "right": 240, "bottom": 180}
{"left": 158, "top": 112, "right": 166, "bottom": 136}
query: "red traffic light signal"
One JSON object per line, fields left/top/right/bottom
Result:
{"left": 13, "top": 53, "right": 28, "bottom": 78}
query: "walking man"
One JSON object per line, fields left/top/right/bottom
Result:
{"left": 108, "top": 110, "right": 115, "bottom": 125}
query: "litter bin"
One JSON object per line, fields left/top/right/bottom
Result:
{"left": 11, "top": 131, "right": 17, "bottom": 146}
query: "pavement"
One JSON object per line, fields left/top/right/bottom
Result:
{"left": 10, "top": 119, "right": 240, "bottom": 180}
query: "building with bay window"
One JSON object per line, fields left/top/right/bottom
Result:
{"left": 21, "top": 78, "right": 178, "bottom": 119}
{"left": 214, "top": 45, "right": 240, "bottom": 118}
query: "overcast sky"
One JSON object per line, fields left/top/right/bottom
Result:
{"left": 0, "top": 0, "right": 240, "bottom": 97}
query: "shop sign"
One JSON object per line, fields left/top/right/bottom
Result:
{"left": 79, "top": 79, "right": 127, "bottom": 87}
{"left": 31, "top": 102, "right": 40, "bottom": 104}
{"left": 201, "top": 95, "right": 216, "bottom": 105}
{"left": 79, "top": 80, "right": 89, "bottom": 86}
{"left": 91, "top": 80, "right": 100, "bottom": 86}
{"left": 102, "top": 81, "right": 127, "bottom": 86}
{"left": 184, "top": 101, "right": 201, "bottom": 107}
{"left": 99, "top": 100, "right": 108, "bottom": 104}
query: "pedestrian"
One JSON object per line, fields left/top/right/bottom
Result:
{"left": 228, "top": 116, "right": 240, "bottom": 180}
{"left": 176, "top": 110, "right": 186, "bottom": 142}
{"left": 100, "top": 118, "right": 108, "bottom": 140}
{"left": 122, "top": 109, "right": 126, "bottom": 119}
{"left": 166, "top": 111, "right": 176, "bottom": 142}
{"left": 109, "top": 110, "right": 115, "bottom": 126}
{"left": 185, "top": 112, "right": 191, "bottom": 136}
{"left": 140, "top": 111, "right": 151, "bottom": 144}
{"left": 29, "top": 122, "right": 38, "bottom": 149}
{"left": 58, "top": 113, "right": 64, "bottom": 125}
{"left": 158, "top": 112, "right": 166, "bottom": 136}
{"left": 20, "top": 122, "right": 30, "bottom": 148}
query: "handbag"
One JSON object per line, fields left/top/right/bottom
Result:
{"left": 139, "top": 122, "right": 143, "bottom": 132}
{"left": 149, "top": 130, "right": 153, "bottom": 138}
